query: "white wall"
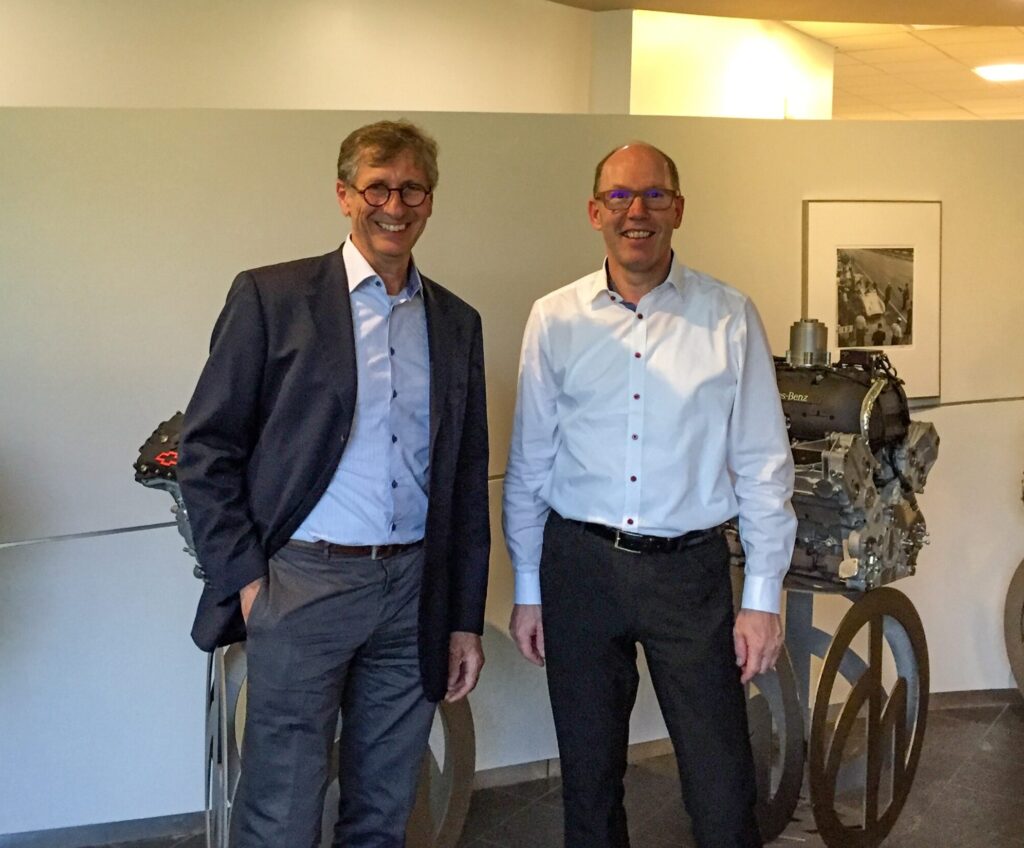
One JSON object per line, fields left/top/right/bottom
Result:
{"left": 0, "top": 0, "right": 592, "bottom": 112}
{"left": 0, "top": 530, "right": 206, "bottom": 834}
{"left": 587, "top": 8, "right": 835, "bottom": 120}
{"left": 629, "top": 11, "right": 834, "bottom": 118}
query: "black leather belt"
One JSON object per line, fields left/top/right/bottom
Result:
{"left": 570, "top": 519, "right": 720, "bottom": 555}
{"left": 286, "top": 538, "right": 423, "bottom": 560}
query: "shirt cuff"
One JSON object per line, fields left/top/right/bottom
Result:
{"left": 739, "top": 573, "right": 783, "bottom": 614}
{"left": 514, "top": 570, "right": 542, "bottom": 605}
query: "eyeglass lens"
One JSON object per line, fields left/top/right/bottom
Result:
{"left": 600, "top": 188, "right": 675, "bottom": 210}
{"left": 361, "top": 183, "right": 429, "bottom": 207}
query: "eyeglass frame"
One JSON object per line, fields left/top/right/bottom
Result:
{"left": 354, "top": 181, "right": 433, "bottom": 208}
{"left": 593, "top": 186, "right": 682, "bottom": 211}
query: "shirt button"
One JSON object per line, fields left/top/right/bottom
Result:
{"left": 392, "top": 389, "right": 398, "bottom": 398}
{"left": 391, "top": 480, "right": 398, "bottom": 489}
{"left": 637, "top": 313, "right": 644, "bottom": 320}
{"left": 390, "top": 347, "right": 395, "bottom": 355}
{"left": 375, "top": 280, "right": 382, "bottom": 287}
{"left": 634, "top": 352, "right": 641, "bottom": 359}
{"left": 631, "top": 434, "right": 638, "bottom": 440}
{"left": 392, "top": 434, "right": 398, "bottom": 443}
{"left": 630, "top": 475, "right": 637, "bottom": 482}
{"left": 391, "top": 522, "right": 397, "bottom": 531}
{"left": 626, "top": 518, "right": 634, "bottom": 526}
{"left": 633, "top": 393, "right": 640, "bottom": 400}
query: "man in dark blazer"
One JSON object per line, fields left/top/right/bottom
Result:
{"left": 177, "top": 120, "right": 490, "bottom": 848}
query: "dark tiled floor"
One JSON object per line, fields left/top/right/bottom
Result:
{"left": 94, "top": 703, "right": 1024, "bottom": 848}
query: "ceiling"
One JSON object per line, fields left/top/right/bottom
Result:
{"left": 551, "top": 1, "right": 1024, "bottom": 118}
{"left": 551, "top": 1, "right": 1024, "bottom": 26}
{"left": 789, "top": 21, "right": 1024, "bottom": 118}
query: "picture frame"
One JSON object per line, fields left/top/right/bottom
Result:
{"left": 803, "top": 200, "right": 941, "bottom": 399}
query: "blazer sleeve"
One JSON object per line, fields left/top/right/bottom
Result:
{"left": 177, "top": 272, "right": 270, "bottom": 601}
{"left": 447, "top": 310, "right": 491, "bottom": 634}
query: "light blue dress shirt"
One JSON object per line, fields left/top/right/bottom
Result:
{"left": 293, "top": 239, "right": 430, "bottom": 545}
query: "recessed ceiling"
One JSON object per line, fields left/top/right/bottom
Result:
{"left": 550, "top": 0, "right": 1024, "bottom": 26}
{"left": 787, "top": 21, "right": 1024, "bottom": 119}
{"left": 551, "top": 0, "right": 1024, "bottom": 118}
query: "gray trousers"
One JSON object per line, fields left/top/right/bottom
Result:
{"left": 232, "top": 541, "right": 436, "bottom": 848}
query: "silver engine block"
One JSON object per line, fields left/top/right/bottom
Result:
{"left": 729, "top": 319, "right": 940, "bottom": 592}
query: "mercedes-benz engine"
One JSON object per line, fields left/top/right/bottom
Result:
{"left": 133, "top": 411, "right": 205, "bottom": 581}
{"left": 731, "top": 319, "right": 939, "bottom": 592}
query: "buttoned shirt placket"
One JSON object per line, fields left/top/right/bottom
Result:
{"left": 609, "top": 290, "right": 650, "bottom": 532}
{"left": 370, "top": 278, "right": 399, "bottom": 540}
{"left": 385, "top": 289, "right": 406, "bottom": 538}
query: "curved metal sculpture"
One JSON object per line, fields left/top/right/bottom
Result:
{"left": 135, "top": 415, "right": 477, "bottom": 848}
{"left": 1003, "top": 558, "right": 1024, "bottom": 699}
{"left": 745, "top": 645, "right": 805, "bottom": 842}
{"left": 808, "top": 588, "right": 928, "bottom": 848}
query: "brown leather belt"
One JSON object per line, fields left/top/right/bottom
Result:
{"left": 285, "top": 538, "right": 423, "bottom": 560}
{"left": 568, "top": 519, "right": 721, "bottom": 555}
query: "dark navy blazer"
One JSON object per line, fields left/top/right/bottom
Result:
{"left": 177, "top": 245, "right": 490, "bottom": 701}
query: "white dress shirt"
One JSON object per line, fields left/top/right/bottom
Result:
{"left": 502, "top": 257, "right": 796, "bottom": 613}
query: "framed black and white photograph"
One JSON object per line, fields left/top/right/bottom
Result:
{"left": 804, "top": 200, "right": 941, "bottom": 398}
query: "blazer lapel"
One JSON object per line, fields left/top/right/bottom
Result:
{"left": 422, "top": 277, "right": 452, "bottom": 461}
{"left": 306, "top": 245, "right": 358, "bottom": 423}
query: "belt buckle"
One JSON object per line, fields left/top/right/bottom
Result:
{"left": 612, "top": 530, "right": 642, "bottom": 555}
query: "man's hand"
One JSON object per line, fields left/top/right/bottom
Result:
{"left": 733, "top": 609, "right": 783, "bottom": 684}
{"left": 446, "top": 631, "right": 485, "bottom": 703}
{"left": 239, "top": 577, "right": 265, "bottom": 624}
{"left": 509, "top": 604, "right": 545, "bottom": 667}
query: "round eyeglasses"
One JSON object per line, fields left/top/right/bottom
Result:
{"left": 356, "top": 182, "right": 432, "bottom": 208}
{"left": 594, "top": 187, "right": 679, "bottom": 211}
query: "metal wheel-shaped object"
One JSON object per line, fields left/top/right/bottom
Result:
{"left": 1003, "top": 558, "right": 1024, "bottom": 698}
{"left": 403, "top": 697, "right": 476, "bottom": 848}
{"left": 745, "top": 643, "right": 805, "bottom": 843}
{"left": 204, "top": 644, "right": 476, "bottom": 848}
{"left": 205, "top": 644, "right": 246, "bottom": 848}
{"left": 808, "top": 587, "right": 929, "bottom": 848}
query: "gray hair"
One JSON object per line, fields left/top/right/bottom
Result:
{"left": 337, "top": 120, "right": 439, "bottom": 188}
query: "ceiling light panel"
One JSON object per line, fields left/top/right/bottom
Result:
{"left": 974, "top": 63, "right": 1024, "bottom": 80}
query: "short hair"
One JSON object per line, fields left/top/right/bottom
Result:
{"left": 337, "top": 120, "right": 439, "bottom": 189}
{"left": 592, "top": 142, "right": 680, "bottom": 195}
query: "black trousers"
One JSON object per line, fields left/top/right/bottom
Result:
{"left": 540, "top": 512, "right": 761, "bottom": 848}
{"left": 232, "top": 542, "right": 435, "bottom": 848}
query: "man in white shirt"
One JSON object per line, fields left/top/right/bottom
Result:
{"left": 502, "top": 142, "right": 796, "bottom": 848}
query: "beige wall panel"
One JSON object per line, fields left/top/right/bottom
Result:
{"left": 903, "top": 400, "right": 1024, "bottom": 693}
{"left": 0, "top": 528, "right": 205, "bottom": 834}
{"left": 473, "top": 480, "right": 558, "bottom": 771}
{"left": 0, "top": 0, "right": 592, "bottom": 113}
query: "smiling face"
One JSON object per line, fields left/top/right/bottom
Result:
{"left": 588, "top": 144, "right": 684, "bottom": 290}
{"left": 336, "top": 147, "right": 433, "bottom": 286}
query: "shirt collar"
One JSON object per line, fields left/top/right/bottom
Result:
{"left": 587, "top": 251, "right": 687, "bottom": 305}
{"left": 342, "top": 236, "right": 423, "bottom": 299}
